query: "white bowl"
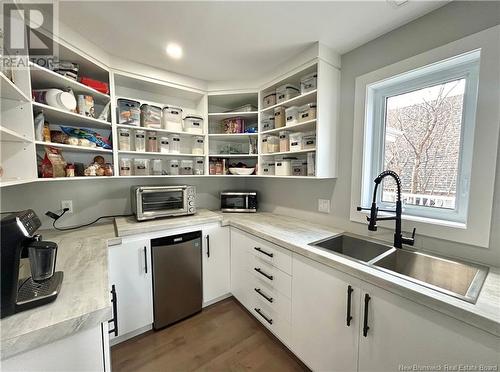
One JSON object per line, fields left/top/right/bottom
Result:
{"left": 229, "top": 167, "right": 255, "bottom": 175}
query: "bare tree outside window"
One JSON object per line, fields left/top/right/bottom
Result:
{"left": 382, "top": 79, "right": 466, "bottom": 210}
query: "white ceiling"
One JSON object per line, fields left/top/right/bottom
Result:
{"left": 59, "top": 1, "right": 447, "bottom": 82}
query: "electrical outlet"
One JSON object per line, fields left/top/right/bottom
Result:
{"left": 61, "top": 200, "right": 73, "bottom": 214}
{"left": 318, "top": 199, "right": 331, "bottom": 214}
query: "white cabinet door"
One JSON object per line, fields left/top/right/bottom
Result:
{"left": 230, "top": 228, "right": 253, "bottom": 309}
{"left": 291, "top": 253, "right": 360, "bottom": 372}
{"left": 202, "top": 225, "right": 230, "bottom": 303}
{"left": 108, "top": 236, "right": 153, "bottom": 340}
{"left": 358, "top": 283, "right": 500, "bottom": 372}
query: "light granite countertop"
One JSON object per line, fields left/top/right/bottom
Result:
{"left": 0, "top": 224, "right": 116, "bottom": 360}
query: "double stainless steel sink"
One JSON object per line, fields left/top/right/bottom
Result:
{"left": 310, "top": 234, "right": 489, "bottom": 303}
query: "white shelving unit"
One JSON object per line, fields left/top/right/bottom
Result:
{"left": 32, "top": 102, "right": 112, "bottom": 130}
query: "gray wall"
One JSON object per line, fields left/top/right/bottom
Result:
{"left": 246, "top": 1, "right": 500, "bottom": 266}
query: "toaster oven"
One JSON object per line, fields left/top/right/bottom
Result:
{"left": 131, "top": 185, "right": 196, "bottom": 221}
{"left": 220, "top": 191, "right": 257, "bottom": 213}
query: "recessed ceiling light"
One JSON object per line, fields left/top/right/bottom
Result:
{"left": 166, "top": 43, "right": 183, "bottom": 59}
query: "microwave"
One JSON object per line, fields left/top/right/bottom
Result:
{"left": 220, "top": 191, "right": 257, "bottom": 213}
{"left": 131, "top": 185, "right": 196, "bottom": 221}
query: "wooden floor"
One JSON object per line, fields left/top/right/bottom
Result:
{"left": 111, "top": 297, "right": 307, "bottom": 372}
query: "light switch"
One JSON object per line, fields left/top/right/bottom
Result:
{"left": 318, "top": 199, "right": 331, "bottom": 213}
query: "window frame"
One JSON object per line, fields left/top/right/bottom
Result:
{"left": 362, "top": 52, "right": 480, "bottom": 224}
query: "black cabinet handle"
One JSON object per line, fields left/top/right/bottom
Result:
{"left": 254, "top": 287, "right": 273, "bottom": 303}
{"left": 254, "top": 267, "right": 273, "bottom": 280}
{"left": 254, "top": 247, "right": 273, "bottom": 258}
{"left": 144, "top": 246, "right": 148, "bottom": 274}
{"left": 108, "top": 284, "right": 118, "bottom": 337}
{"left": 346, "top": 285, "right": 354, "bottom": 326}
{"left": 363, "top": 293, "right": 371, "bottom": 337}
{"left": 206, "top": 235, "right": 210, "bottom": 258}
{"left": 254, "top": 308, "right": 273, "bottom": 325}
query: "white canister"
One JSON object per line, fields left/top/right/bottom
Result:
{"left": 184, "top": 115, "right": 204, "bottom": 134}
{"left": 162, "top": 106, "right": 183, "bottom": 132}
{"left": 307, "top": 152, "right": 315, "bottom": 176}
{"left": 159, "top": 136, "right": 170, "bottom": 153}
{"left": 169, "top": 159, "right": 179, "bottom": 175}
{"left": 289, "top": 132, "right": 303, "bottom": 152}
{"left": 194, "top": 157, "right": 204, "bottom": 175}
{"left": 32, "top": 89, "right": 77, "bottom": 111}
{"left": 192, "top": 136, "right": 204, "bottom": 155}
{"left": 119, "top": 158, "right": 132, "bottom": 176}
{"left": 151, "top": 159, "right": 163, "bottom": 175}
{"left": 275, "top": 156, "right": 296, "bottom": 176}
{"left": 118, "top": 128, "right": 131, "bottom": 151}
{"left": 180, "top": 160, "right": 194, "bottom": 175}
{"left": 285, "top": 106, "right": 299, "bottom": 126}
{"left": 133, "top": 159, "right": 150, "bottom": 176}
{"left": 170, "top": 134, "right": 181, "bottom": 154}
{"left": 134, "top": 129, "right": 146, "bottom": 152}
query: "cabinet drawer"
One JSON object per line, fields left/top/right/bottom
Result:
{"left": 251, "top": 284, "right": 291, "bottom": 323}
{"left": 249, "top": 238, "right": 292, "bottom": 275}
{"left": 251, "top": 297, "right": 291, "bottom": 346}
{"left": 249, "top": 257, "right": 292, "bottom": 299}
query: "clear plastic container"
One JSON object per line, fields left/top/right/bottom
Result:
{"left": 261, "top": 137, "right": 269, "bottom": 154}
{"left": 194, "top": 157, "right": 204, "bottom": 175}
{"left": 147, "top": 131, "right": 158, "bottom": 153}
{"left": 298, "top": 103, "right": 317, "bottom": 123}
{"left": 162, "top": 106, "right": 183, "bottom": 132}
{"left": 274, "top": 107, "right": 286, "bottom": 128}
{"left": 192, "top": 136, "right": 204, "bottom": 155}
{"left": 117, "top": 99, "right": 141, "bottom": 126}
{"left": 169, "top": 159, "right": 179, "bottom": 175}
{"left": 261, "top": 116, "right": 275, "bottom": 132}
{"left": 261, "top": 161, "right": 275, "bottom": 176}
{"left": 279, "top": 131, "right": 290, "bottom": 152}
{"left": 222, "top": 117, "right": 244, "bottom": 134}
{"left": 300, "top": 72, "right": 318, "bottom": 94}
{"left": 276, "top": 84, "right": 300, "bottom": 104}
{"left": 184, "top": 115, "right": 204, "bottom": 134}
{"left": 134, "top": 129, "right": 146, "bottom": 152}
{"left": 302, "top": 131, "right": 316, "bottom": 150}
{"left": 285, "top": 106, "right": 299, "bottom": 126}
{"left": 170, "top": 134, "right": 181, "bottom": 154}
{"left": 307, "top": 152, "right": 316, "bottom": 176}
{"left": 275, "top": 157, "right": 296, "bottom": 176}
{"left": 292, "top": 159, "right": 307, "bottom": 176}
{"left": 267, "top": 135, "right": 279, "bottom": 153}
{"left": 134, "top": 159, "right": 150, "bottom": 176}
{"left": 159, "top": 136, "right": 170, "bottom": 153}
{"left": 180, "top": 160, "right": 193, "bottom": 175}
{"left": 140, "top": 104, "right": 162, "bottom": 128}
{"left": 151, "top": 159, "right": 163, "bottom": 175}
{"left": 262, "top": 92, "right": 276, "bottom": 108}
{"left": 118, "top": 128, "right": 131, "bottom": 151}
{"left": 289, "top": 132, "right": 303, "bottom": 152}
{"left": 119, "top": 158, "right": 132, "bottom": 176}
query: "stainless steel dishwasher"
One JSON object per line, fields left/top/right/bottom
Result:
{"left": 151, "top": 231, "right": 202, "bottom": 329}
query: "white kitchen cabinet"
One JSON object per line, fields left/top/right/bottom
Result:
{"left": 108, "top": 236, "right": 153, "bottom": 342}
{"left": 230, "top": 228, "right": 253, "bottom": 309}
{"left": 358, "top": 283, "right": 500, "bottom": 372}
{"left": 292, "top": 253, "right": 361, "bottom": 372}
{"left": 202, "top": 224, "right": 230, "bottom": 303}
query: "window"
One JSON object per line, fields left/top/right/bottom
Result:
{"left": 361, "top": 51, "right": 480, "bottom": 224}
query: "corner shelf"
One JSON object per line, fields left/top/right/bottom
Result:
{"left": 1, "top": 72, "right": 30, "bottom": 102}
{"left": 35, "top": 141, "right": 113, "bottom": 153}
{"left": 260, "top": 90, "right": 317, "bottom": 113}
{"left": 116, "top": 124, "right": 203, "bottom": 137}
{"left": 261, "top": 119, "right": 316, "bottom": 135}
{"left": 208, "top": 111, "right": 258, "bottom": 120}
{"left": 33, "top": 102, "right": 112, "bottom": 130}
{"left": 117, "top": 150, "right": 203, "bottom": 157}
{"left": 0, "top": 126, "right": 31, "bottom": 143}
{"left": 261, "top": 148, "right": 316, "bottom": 156}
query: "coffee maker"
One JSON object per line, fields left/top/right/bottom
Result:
{"left": 1, "top": 209, "right": 63, "bottom": 318}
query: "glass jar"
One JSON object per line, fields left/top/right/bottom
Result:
{"left": 134, "top": 129, "right": 146, "bottom": 152}
{"left": 119, "top": 158, "right": 132, "bottom": 176}
{"left": 279, "top": 131, "right": 290, "bottom": 152}
{"left": 151, "top": 159, "right": 163, "bottom": 175}
{"left": 118, "top": 128, "right": 131, "bottom": 151}
{"left": 180, "top": 160, "right": 193, "bottom": 175}
{"left": 159, "top": 136, "right": 169, "bottom": 153}
{"left": 194, "top": 157, "right": 204, "bottom": 175}
{"left": 170, "top": 134, "right": 181, "bottom": 154}
{"left": 169, "top": 159, "right": 179, "bottom": 175}
{"left": 147, "top": 131, "right": 158, "bottom": 153}
{"left": 192, "top": 136, "right": 204, "bottom": 155}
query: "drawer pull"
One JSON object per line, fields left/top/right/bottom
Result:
{"left": 254, "top": 267, "right": 273, "bottom": 280}
{"left": 254, "top": 247, "right": 273, "bottom": 258}
{"left": 254, "top": 287, "right": 273, "bottom": 303}
{"left": 363, "top": 293, "right": 371, "bottom": 337}
{"left": 254, "top": 307, "right": 273, "bottom": 325}
{"left": 346, "top": 285, "right": 353, "bottom": 326}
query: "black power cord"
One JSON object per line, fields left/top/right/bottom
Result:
{"left": 46, "top": 208, "right": 133, "bottom": 231}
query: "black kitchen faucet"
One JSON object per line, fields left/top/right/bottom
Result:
{"left": 357, "top": 170, "right": 416, "bottom": 248}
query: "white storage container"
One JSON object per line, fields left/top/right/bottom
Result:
{"left": 147, "top": 132, "right": 159, "bottom": 153}
{"left": 140, "top": 104, "right": 162, "bottom": 128}
{"left": 261, "top": 137, "right": 269, "bottom": 154}
{"left": 159, "top": 136, "right": 170, "bottom": 153}
{"left": 162, "top": 106, "right": 183, "bottom": 132}
{"left": 134, "top": 129, "right": 146, "bottom": 152}
{"left": 298, "top": 103, "right": 317, "bottom": 123}
{"left": 261, "top": 161, "right": 275, "bottom": 176}
{"left": 119, "top": 158, "right": 132, "bottom": 176}
{"left": 279, "top": 131, "right": 290, "bottom": 152}
{"left": 275, "top": 157, "right": 296, "bottom": 176}
{"left": 285, "top": 106, "right": 299, "bottom": 126}
{"left": 307, "top": 152, "right": 315, "bottom": 176}
{"left": 276, "top": 84, "right": 299, "bottom": 104}
{"left": 289, "top": 132, "right": 303, "bottom": 152}
{"left": 117, "top": 99, "right": 141, "bottom": 126}
{"left": 302, "top": 131, "right": 316, "bottom": 150}
{"left": 118, "top": 128, "right": 131, "bottom": 151}
{"left": 134, "top": 159, "right": 150, "bottom": 176}
{"left": 267, "top": 135, "right": 279, "bottom": 153}
{"left": 151, "top": 159, "right": 163, "bottom": 175}
{"left": 262, "top": 92, "right": 276, "bottom": 108}
{"left": 169, "top": 159, "right": 179, "bottom": 175}
{"left": 292, "top": 159, "right": 307, "bottom": 176}
{"left": 192, "top": 136, "right": 204, "bottom": 155}
{"left": 194, "top": 157, "right": 204, "bottom": 175}
{"left": 184, "top": 115, "right": 204, "bottom": 134}
{"left": 180, "top": 160, "right": 194, "bottom": 175}
{"left": 300, "top": 72, "right": 318, "bottom": 94}
{"left": 261, "top": 116, "right": 275, "bottom": 132}
{"left": 170, "top": 134, "right": 181, "bottom": 154}
{"left": 274, "top": 107, "right": 286, "bottom": 128}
